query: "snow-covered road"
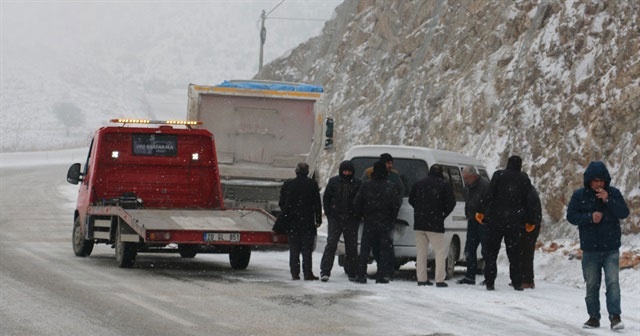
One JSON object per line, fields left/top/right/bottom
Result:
{"left": 1, "top": 158, "right": 638, "bottom": 335}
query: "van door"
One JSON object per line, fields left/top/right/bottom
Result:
{"left": 441, "top": 164, "right": 468, "bottom": 264}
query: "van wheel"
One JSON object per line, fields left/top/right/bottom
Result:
{"left": 445, "top": 239, "right": 459, "bottom": 280}
{"left": 72, "top": 217, "right": 94, "bottom": 257}
{"left": 178, "top": 245, "right": 197, "bottom": 258}
{"left": 229, "top": 246, "right": 251, "bottom": 270}
{"left": 115, "top": 223, "right": 137, "bottom": 268}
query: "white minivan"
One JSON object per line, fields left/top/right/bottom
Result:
{"left": 335, "top": 145, "right": 489, "bottom": 279}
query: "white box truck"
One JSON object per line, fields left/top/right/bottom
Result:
{"left": 187, "top": 80, "right": 331, "bottom": 214}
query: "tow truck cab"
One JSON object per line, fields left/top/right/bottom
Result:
{"left": 67, "top": 119, "right": 278, "bottom": 269}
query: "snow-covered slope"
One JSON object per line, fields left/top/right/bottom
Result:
{"left": 257, "top": 0, "right": 640, "bottom": 239}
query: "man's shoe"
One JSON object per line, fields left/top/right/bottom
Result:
{"left": 320, "top": 275, "right": 329, "bottom": 282}
{"left": 355, "top": 277, "right": 367, "bottom": 284}
{"left": 457, "top": 278, "right": 475, "bottom": 285}
{"left": 348, "top": 276, "right": 357, "bottom": 282}
{"left": 376, "top": 278, "right": 390, "bottom": 284}
{"left": 610, "top": 315, "right": 624, "bottom": 330}
{"left": 513, "top": 285, "right": 524, "bottom": 291}
{"left": 436, "top": 282, "right": 448, "bottom": 288}
{"left": 583, "top": 316, "right": 600, "bottom": 329}
{"left": 291, "top": 274, "right": 300, "bottom": 280}
{"left": 417, "top": 281, "right": 433, "bottom": 286}
{"left": 521, "top": 282, "right": 535, "bottom": 289}
{"left": 486, "top": 283, "right": 495, "bottom": 291}
{"left": 304, "top": 274, "right": 319, "bottom": 281}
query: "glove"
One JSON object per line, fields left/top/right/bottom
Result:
{"left": 475, "top": 212, "right": 484, "bottom": 224}
{"left": 525, "top": 223, "right": 535, "bottom": 233}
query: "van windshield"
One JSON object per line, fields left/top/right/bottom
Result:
{"left": 350, "top": 157, "right": 429, "bottom": 197}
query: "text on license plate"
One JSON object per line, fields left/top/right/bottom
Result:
{"left": 204, "top": 232, "right": 241, "bottom": 242}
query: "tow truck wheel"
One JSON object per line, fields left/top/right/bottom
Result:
{"left": 229, "top": 246, "right": 251, "bottom": 270}
{"left": 178, "top": 244, "right": 197, "bottom": 258}
{"left": 445, "top": 238, "right": 460, "bottom": 280}
{"left": 115, "top": 223, "right": 136, "bottom": 268}
{"left": 72, "top": 217, "right": 94, "bottom": 257}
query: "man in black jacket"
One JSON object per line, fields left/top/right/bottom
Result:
{"left": 519, "top": 186, "right": 542, "bottom": 289}
{"left": 320, "top": 160, "right": 362, "bottom": 282}
{"left": 409, "top": 165, "right": 456, "bottom": 287}
{"left": 353, "top": 161, "right": 401, "bottom": 284}
{"left": 482, "top": 155, "right": 533, "bottom": 291}
{"left": 279, "top": 162, "right": 323, "bottom": 281}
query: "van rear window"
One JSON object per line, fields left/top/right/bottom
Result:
{"left": 132, "top": 134, "right": 177, "bottom": 157}
{"left": 350, "top": 157, "right": 428, "bottom": 197}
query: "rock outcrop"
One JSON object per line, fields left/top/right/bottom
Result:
{"left": 257, "top": 0, "right": 640, "bottom": 239}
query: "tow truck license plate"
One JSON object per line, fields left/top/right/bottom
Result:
{"left": 204, "top": 232, "right": 241, "bottom": 243}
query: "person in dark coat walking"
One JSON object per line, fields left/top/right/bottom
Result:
{"left": 279, "top": 162, "right": 323, "bottom": 281}
{"left": 567, "top": 161, "right": 629, "bottom": 330}
{"left": 457, "top": 165, "right": 490, "bottom": 285}
{"left": 353, "top": 161, "right": 401, "bottom": 284}
{"left": 519, "top": 186, "right": 542, "bottom": 289}
{"left": 320, "top": 160, "right": 363, "bottom": 282}
{"left": 481, "top": 155, "right": 533, "bottom": 291}
{"left": 409, "top": 165, "right": 456, "bottom": 287}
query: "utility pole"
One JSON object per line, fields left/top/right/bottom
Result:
{"left": 259, "top": 10, "right": 266, "bottom": 71}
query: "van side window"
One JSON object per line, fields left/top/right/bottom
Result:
{"left": 442, "top": 165, "right": 465, "bottom": 201}
{"left": 478, "top": 168, "right": 489, "bottom": 180}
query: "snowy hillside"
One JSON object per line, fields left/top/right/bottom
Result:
{"left": 257, "top": 0, "right": 640, "bottom": 240}
{"left": 0, "top": 1, "right": 340, "bottom": 151}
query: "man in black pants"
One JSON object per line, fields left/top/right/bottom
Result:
{"left": 481, "top": 155, "right": 533, "bottom": 291}
{"left": 320, "top": 160, "right": 362, "bottom": 282}
{"left": 457, "top": 165, "right": 490, "bottom": 285}
{"left": 279, "top": 162, "right": 323, "bottom": 281}
{"left": 353, "top": 161, "right": 401, "bottom": 284}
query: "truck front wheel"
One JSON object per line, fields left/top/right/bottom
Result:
{"left": 72, "top": 216, "right": 94, "bottom": 257}
{"left": 115, "top": 223, "right": 137, "bottom": 268}
{"left": 229, "top": 246, "right": 251, "bottom": 270}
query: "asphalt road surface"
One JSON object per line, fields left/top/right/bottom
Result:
{"left": 2, "top": 164, "right": 638, "bottom": 336}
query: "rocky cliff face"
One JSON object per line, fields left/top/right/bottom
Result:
{"left": 257, "top": 0, "right": 639, "bottom": 239}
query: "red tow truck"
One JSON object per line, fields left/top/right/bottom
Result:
{"left": 66, "top": 119, "right": 284, "bottom": 268}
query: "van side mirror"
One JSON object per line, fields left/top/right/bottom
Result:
{"left": 324, "top": 117, "right": 334, "bottom": 150}
{"left": 67, "top": 163, "right": 83, "bottom": 184}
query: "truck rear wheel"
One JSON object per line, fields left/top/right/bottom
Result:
{"left": 229, "top": 246, "right": 251, "bottom": 270}
{"left": 178, "top": 244, "right": 197, "bottom": 258}
{"left": 72, "top": 216, "right": 94, "bottom": 257}
{"left": 115, "top": 223, "right": 137, "bottom": 268}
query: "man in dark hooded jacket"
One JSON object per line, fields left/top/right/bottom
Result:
{"left": 279, "top": 162, "right": 322, "bottom": 281}
{"left": 320, "top": 160, "right": 363, "bottom": 282}
{"left": 409, "top": 165, "right": 456, "bottom": 287}
{"left": 481, "top": 155, "right": 533, "bottom": 291}
{"left": 567, "top": 161, "right": 629, "bottom": 330}
{"left": 353, "top": 161, "right": 401, "bottom": 284}
{"left": 519, "top": 186, "right": 542, "bottom": 289}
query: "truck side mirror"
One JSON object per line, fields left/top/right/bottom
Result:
{"left": 324, "top": 117, "right": 334, "bottom": 149}
{"left": 67, "top": 163, "right": 83, "bottom": 184}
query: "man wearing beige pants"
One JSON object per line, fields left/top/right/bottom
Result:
{"left": 409, "top": 165, "right": 456, "bottom": 287}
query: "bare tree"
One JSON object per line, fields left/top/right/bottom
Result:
{"left": 52, "top": 102, "right": 85, "bottom": 136}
